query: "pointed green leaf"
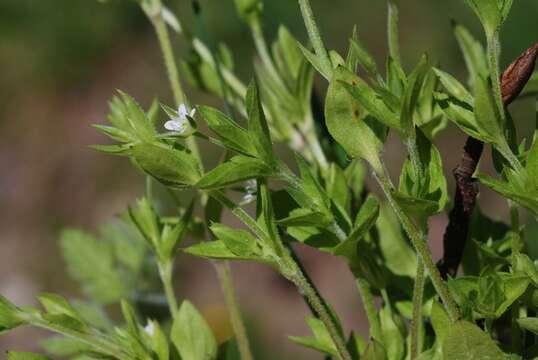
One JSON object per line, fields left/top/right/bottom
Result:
{"left": 196, "top": 156, "right": 273, "bottom": 190}
{"left": 130, "top": 143, "right": 201, "bottom": 188}
{"left": 325, "top": 66, "right": 386, "bottom": 172}
{"left": 198, "top": 106, "right": 256, "bottom": 156}
{"left": 0, "top": 296, "right": 23, "bottom": 333}
{"left": 246, "top": 81, "right": 274, "bottom": 164}
{"left": 211, "top": 223, "right": 260, "bottom": 258}
{"left": 442, "top": 320, "right": 504, "bottom": 359}
{"left": 172, "top": 301, "right": 218, "bottom": 360}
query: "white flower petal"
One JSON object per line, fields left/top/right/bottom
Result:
{"left": 144, "top": 321, "right": 155, "bottom": 336}
{"left": 189, "top": 108, "right": 197, "bottom": 118}
{"left": 178, "top": 104, "right": 188, "bottom": 118}
{"left": 164, "top": 120, "right": 184, "bottom": 132}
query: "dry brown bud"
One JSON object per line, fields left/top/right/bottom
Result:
{"left": 501, "top": 43, "right": 538, "bottom": 105}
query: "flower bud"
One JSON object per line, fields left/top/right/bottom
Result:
{"left": 501, "top": 43, "right": 538, "bottom": 105}
{"left": 234, "top": 0, "right": 263, "bottom": 22}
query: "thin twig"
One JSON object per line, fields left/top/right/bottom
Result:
{"left": 439, "top": 42, "right": 538, "bottom": 279}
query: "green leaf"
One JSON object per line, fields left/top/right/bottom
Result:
{"left": 7, "top": 352, "right": 52, "bottom": 360}
{"left": 128, "top": 197, "right": 160, "bottom": 248}
{"left": 452, "top": 22, "right": 488, "bottom": 87}
{"left": 119, "top": 91, "right": 156, "bottom": 140}
{"left": 184, "top": 240, "right": 269, "bottom": 264}
{"left": 349, "top": 38, "right": 379, "bottom": 79}
{"left": 296, "top": 155, "right": 330, "bottom": 213}
{"left": 172, "top": 301, "right": 218, "bottom": 360}
{"left": 401, "top": 54, "right": 430, "bottom": 133}
{"left": 398, "top": 129, "right": 448, "bottom": 219}
{"left": 196, "top": 156, "right": 273, "bottom": 190}
{"left": 442, "top": 320, "right": 505, "bottom": 359}
{"left": 60, "top": 229, "right": 128, "bottom": 304}
{"left": 211, "top": 223, "right": 260, "bottom": 258}
{"left": 276, "top": 209, "right": 331, "bottom": 227}
{"left": 288, "top": 317, "right": 337, "bottom": 356}
{"left": 326, "top": 163, "right": 351, "bottom": 213}
{"left": 514, "top": 254, "right": 538, "bottom": 286}
{"left": 430, "top": 301, "right": 450, "bottom": 342}
{"left": 516, "top": 317, "right": 538, "bottom": 335}
{"left": 325, "top": 66, "right": 386, "bottom": 172}
{"left": 379, "top": 306, "right": 405, "bottom": 360}
{"left": 473, "top": 74, "right": 504, "bottom": 144}
{"left": 198, "top": 106, "right": 256, "bottom": 156}
{"left": 332, "top": 195, "right": 380, "bottom": 257}
{"left": 433, "top": 68, "right": 474, "bottom": 105}
{"left": 297, "top": 41, "right": 331, "bottom": 81}
{"left": 40, "top": 336, "right": 89, "bottom": 357}
{"left": 146, "top": 320, "right": 169, "bottom": 360}
{"left": 362, "top": 339, "right": 387, "bottom": 360}
{"left": 475, "top": 274, "right": 506, "bottom": 318}
{"left": 464, "top": 0, "right": 504, "bottom": 38}
{"left": 477, "top": 170, "right": 538, "bottom": 216}
{"left": 246, "top": 81, "right": 274, "bottom": 164}
{"left": 376, "top": 205, "right": 417, "bottom": 278}
{"left": 339, "top": 70, "right": 401, "bottom": 132}
{"left": 435, "top": 93, "right": 490, "bottom": 142}
{"left": 0, "top": 296, "right": 23, "bottom": 333}
{"left": 130, "top": 143, "right": 201, "bottom": 189}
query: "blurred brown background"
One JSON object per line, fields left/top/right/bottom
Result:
{"left": 1, "top": 0, "right": 537, "bottom": 357}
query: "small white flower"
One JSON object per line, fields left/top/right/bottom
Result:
{"left": 144, "top": 321, "right": 155, "bottom": 336}
{"left": 241, "top": 179, "right": 257, "bottom": 204}
{"left": 164, "top": 104, "right": 196, "bottom": 133}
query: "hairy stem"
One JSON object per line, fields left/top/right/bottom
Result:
{"left": 215, "top": 262, "right": 254, "bottom": 360}
{"left": 158, "top": 261, "right": 179, "bottom": 318}
{"left": 411, "top": 260, "right": 425, "bottom": 359}
{"left": 387, "top": 0, "right": 401, "bottom": 64}
{"left": 373, "top": 170, "right": 460, "bottom": 322}
{"left": 289, "top": 263, "right": 352, "bottom": 360}
{"left": 144, "top": 0, "right": 202, "bottom": 163}
{"left": 356, "top": 277, "right": 382, "bottom": 342}
{"left": 487, "top": 32, "right": 505, "bottom": 124}
{"left": 297, "top": 0, "right": 332, "bottom": 78}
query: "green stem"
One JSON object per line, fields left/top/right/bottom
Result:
{"left": 303, "top": 116, "right": 329, "bottom": 173}
{"left": 297, "top": 0, "right": 333, "bottom": 78}
{"left": 510, "top": 200, "right": 523, "bottom": 352}
{"left": 356, "top": 277, "right": 382, "bottom": 342}
{"left": 215, "top": 262, "right": 254, "bottom": 360}
{"left": 487, "top": 32, "right": 505, "bottom": 124}
{"left": 373, "top": 170, "right": 460, "bottom": 322}
{"left": 144, "top": 0, "right": 202, "bottom": 164}
{"left": 387, "top": 0, "right": 401, "bottom": 64}
{"left": 289, "top": 263, "right": 352, "bottom": 360}
{"left": 158, "top": 261, "right": 179, "bottom": 318}
{"left": 249, "top": 17, "right": 283, "bottom": 85}
{"left": 411, "top": 260, "right": 425, "bottom": 359}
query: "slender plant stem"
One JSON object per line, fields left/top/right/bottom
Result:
{"left": 510, "top": 200, "right": 523, "bottom": 353}
{"left": 145, "top": 0, "right": 202, "bottom": 164}
{"left": 249, "top": 18, "right": 284, "bottom": 86}
{"left": 158, "top": 261, "right": 179, "bottom": 318}
{"left": 356, "top": 277, "right": 382, "bottom": 342}
{"left": 289, "top": 263, "right": 353, "bottom": 360}
{"left": 297, "top": 0, "right": 332, "bottom": 78}
{"left": 487, "top": 32, "right": 505, "bottom": 124}
{"left": 373, "top": 170, "right": 460, "bottom": 322}
{"left": 410, "top": 260, "right": 425, "bottom": 359}
{"left": 215, "top": 262, "right": 254, "bottom": 360}
{"left": 387, "top": 0, "right": 401, "bottom": 64}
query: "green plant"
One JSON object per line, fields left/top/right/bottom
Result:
{"left": 2, "top": 0, "right": 538, "bottom": 359}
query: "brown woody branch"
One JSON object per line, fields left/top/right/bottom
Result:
{"left": 438, "top": 42, "right": 538, "bottom": 279}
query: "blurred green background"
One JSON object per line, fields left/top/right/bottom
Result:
{"left": 1, "top": 0, "right": 537, "bottom": 357}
